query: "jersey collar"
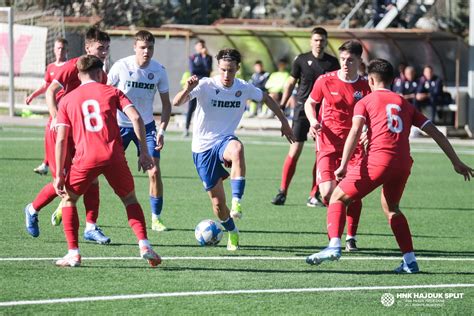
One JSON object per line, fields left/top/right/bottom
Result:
{"left": 337, "top": 70, "right": 359, "bottom": 83}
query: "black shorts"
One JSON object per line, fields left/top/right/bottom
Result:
{"left": 292, "top": 102, "right": 310, "bottom": 142}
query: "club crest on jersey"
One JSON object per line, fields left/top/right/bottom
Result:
{"left": 307, "top": 60, "right": 313, "bottom": 66}
{"left": 353, "top": 91, "right": 364, "bottom": 101}
{"left": 129, "top": 71, "right": 133, "bottom": 77}
{"left": 235, "top": 90, "right": 242, "bottom": 97}
{"left": 215, "top": 89, "right": 220, "bottom": 95}
{"left": 148, "top": 73, "right": 154, "bottom": 80}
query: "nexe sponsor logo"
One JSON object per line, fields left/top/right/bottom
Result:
{"left": 211, "top": 99, "right": 241, "bottom": 108}
{"left": 125, "top": 81, "right": 155, "bottom": 90}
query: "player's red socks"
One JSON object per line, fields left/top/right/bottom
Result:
{"left": 83, "top": 182, "right": 100, "bottom": 224}
{"left": 389, "top": 212, "right": 414, "bottom": 254}
{"left": 62, "top": 206, "right": 79, "bottom": 249}
{"left": 32, "top": 183, "right": 57, "bottom": 212}
{"left": 126, "top": 203, "right": 148, "bottom": 240}
{"left": 346, "top": 199, "right": 362, "bottom": 237}
{"left": 280, "top": 155, "right": 297, "bottom": 192}
{"left": 310, "top": 159, "right": 318, "bottom": 197}
{"left": 327, "top": 201, "right": 346, "bottom": 239}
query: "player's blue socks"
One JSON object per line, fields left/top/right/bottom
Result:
{"left": 221, "top": 217, "right": 237, "bottom": 232}
{"left": 150, "top": 196, "right": 163, "bottom": 217}
{"left": 231, "top": 177, "right": 246, "bottom": 199}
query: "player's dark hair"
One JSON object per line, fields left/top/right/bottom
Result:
{"left": 367, "top": 58, "right": 394, "bottom": 85}
{"left": 135, "top": 30, "right": 155, "bottom": 44}
{"left": 254, "top": 60, "right": 263, "bottom": 65}
{"left": 423, "top": 64, "right": 433, "bottom": 71}
{"left": 338, "top": 40, "right": 363, "bottom": 57}
{"left": 55, "top": 37, "right": 68, "bottom": 46}
{"left": 195, "top": 39, "right": 205, "bottom": 46}
{"left": 77, "top": 55, "right": 104, "bottom": 73}
{"left": 216, "top": 48, "right": 241, "bottom": 64}
{"left": 85, "top": 27, "right": 110, "bottom": 44}
{"left": 311, "top": 27, "right": 328, "bottom": 38}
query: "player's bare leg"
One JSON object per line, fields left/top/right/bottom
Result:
{"left": 120, "top": 191, "right": 161, "bottom": 267}
{"left": 208, "top": 179, "right": 239, "bottom": 250}
{"left": 272, "top": 141, "right": 304, "bottom": 205}
{"left": 223, "top": 140, "right": 246, "bottom": 220}
{"left": 149, "top": 157, "right": 166, "bottom": 231}
{"left": 380, "top": 189, "right": 418, "bottom": 273}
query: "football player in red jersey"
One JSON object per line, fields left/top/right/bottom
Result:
{"left": 305, "top": 40, "right": 371, "bottom": 251}
{"left": 306, "top": 58, "right": 473, "bottom": 273}
{"left": 53, "top": 55, "right": 161, "bottom": 267}
{"left": 26, "top": 37, "right": 69, "bottom": 176}
{"left": 24, "top": 28, "right": 111, "bottom": 244}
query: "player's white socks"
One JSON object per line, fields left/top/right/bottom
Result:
{"left": 403, "top": 251, "right": 416, "bottom": 264}
{"left": 68, "top": 248, "right": 80, "bottom": 256}
{"left": 151, "top": 214, "right": 160, "bottom": 221}
{"left": 346, "top": 235, "right": 357, "bottom": 241}
{"left": 85, "top": 222, "right": 97, "bottom": 231}
{"left": 139, "top": 239, "right": 151, "bottom": 248}
{"left": 28, "top": 204, "right": 38, "bottom": 215}
{"left": 329, "top": 237, "right": 341, "bottom": 248}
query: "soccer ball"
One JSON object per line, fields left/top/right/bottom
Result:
{"left": 194, "top": 219, "right": 224, "bottom": 246}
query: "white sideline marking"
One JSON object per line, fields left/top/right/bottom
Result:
{"left": 1, "top": 284, "right": 473, "bottom": 307}
{"left": 0, "top": 256, "right": 473, "bottom": 262}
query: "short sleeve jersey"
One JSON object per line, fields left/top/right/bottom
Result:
{"left": 291, "top": 52, "right": 339, "bottom": 107}
{"left": 108, "top": 56, "right": 169, "bottom": 127}
{"left": 309, "top": 71, "right": 371, "bottom": 151}
{"left": 189, "top": 76, "right": 263, "bottom": 153}
{"left": 44, "top": 62, "right": 66, "bottom": 100}
{"left": 56, "top": 81, "right": 133, "bottom": 168}
{"left": 53, "top": 57, "right": 107, "bottom": 100}
{"left": 353, "top": 89, "right": 430, "bottom": 168}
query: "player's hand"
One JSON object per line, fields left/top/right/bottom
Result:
{"left": 185, "top": 75, "right": 199, "bottom": 92}
{"left": 280, "top": 121, "right": 295, "bottom": 144}
{"left": 54, "top": 176, "right": 66, "bottom": 197}
{"left": 138, "top": 153, "right": 155, "bottom": 173}
{"left": 334, "top": 166, "right": 347, "bottom": 181}
{"left": 453, "top": 161, "right": 474, "bottom": 181}
{"left": 309, "top": 122, "right": 321, "bottom": 139}
{"left": 25, "top": 95, "right": 33, "bottom": 105}
{"left": 50, "top": 117, "right": 57, "bottom": 131}
{"left": 155, "top": 134, "right": 164, "bottom": 151}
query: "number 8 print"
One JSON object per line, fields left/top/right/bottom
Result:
{"left": 82, "top": 99, "right": 104, "bottom": 132}
{"left": 386, "top": 103, "right": 403, "bottom": 133}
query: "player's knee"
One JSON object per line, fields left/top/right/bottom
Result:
{"left": 229, "top": 141, "right": 244, "bottom": 161}
{"left": 120, "top": 191, "right": 138, "bottom": 206}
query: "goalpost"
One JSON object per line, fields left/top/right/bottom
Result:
{"left": 0, "top": 7, "right": 65, "bottom": 116}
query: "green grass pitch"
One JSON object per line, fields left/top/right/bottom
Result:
{"left": 0, "top": 125, "right": 473, "bottom": 314}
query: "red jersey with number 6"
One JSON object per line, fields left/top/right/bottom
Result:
{"left": 56, "top": 81, "right": 133, "bottom": 168}
{"left": 353, "top": 89, "right": 429, "bottom": 168}
{"left": 309, "top": 71, "right": 371, "bottom": 152}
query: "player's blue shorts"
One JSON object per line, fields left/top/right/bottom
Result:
{"left": 120, "top": 121, "right": 160, "bottom": 158}
{"left": 192, "top": 135, "right": 238, "bottom": 191}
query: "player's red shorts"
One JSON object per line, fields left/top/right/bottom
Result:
{"left": 66, "top": 158, "right": 134, "bottom": 198}
{"left": 338, "top": 158, "right": 413, "bottom": 204}
{"left": 45, "top": 123, "right": 73, "bottom": 178}
{"left": 316, "top": 148, "right": 363, "bottom": 186}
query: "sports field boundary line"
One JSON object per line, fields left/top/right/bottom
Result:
{"left": 1, "top": 256, "right": 473, "bottom": 262}
{"left": 1, "top": 283, "right": 473, "bottom": 307}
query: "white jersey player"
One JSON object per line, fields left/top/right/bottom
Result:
{"left": 107, "top": 30, "right": 172, "bottom": 232}
{"left": 173, "top": 48, "right": 295, "bottom": 251}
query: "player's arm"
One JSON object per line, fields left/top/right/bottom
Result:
{"left": 279, "top": 76, "right": 297, "bottom": 109}
{"left": 172, "top": 75, "right": 199, "bottom": 107}
{"left": 54, "top": 124, "right": 69, "bottom": 197}
{"left": 45, "top": 81, "right": 62, "bottom": 123}
{"left": 262, "top": 92, "right": 295, "bottom": 144}
{"left": 156, "top": 92, "right": 172, "bottom": 151}
{"left": 304, "top": 96, "right": 321, "bottom": 138}
{"left": 25, "top": 82, "right": 49, "bottom": 105}
{"left": 422, "top": 122, "right": 474, "bottom": 181}
{"left": 124, "top": 105, "right": 155, "bottom": 173}
{"left": 335, "top": 117, "right": 365, "bottom": 181}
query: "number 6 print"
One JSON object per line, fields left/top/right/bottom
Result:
{"left": 386, "top": 103, "right": 403, "bottom": 133}
{"left": 82, "top": 99, "right": 104, "bottom": 132}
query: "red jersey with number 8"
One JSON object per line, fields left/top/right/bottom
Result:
{"left": 353, "top": 89, "right": 429, "bottom": 168}
{"left": 56, "top": 81, "right": 133, "bottom": 168}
